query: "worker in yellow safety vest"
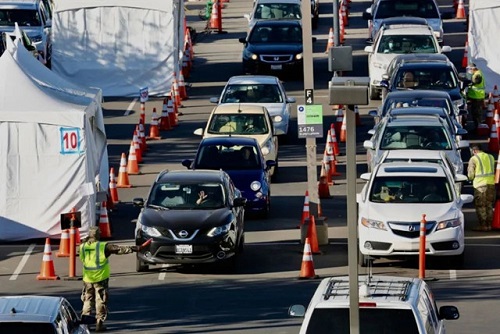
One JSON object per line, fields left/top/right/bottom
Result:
{"left": 466, "top": 63, "right": 486, "bottom": 132}
{"left": 468, "top": 144, "right": 495, "bottom": 231}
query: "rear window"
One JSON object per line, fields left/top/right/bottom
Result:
{"left": 305, "top": 308, "right": 419, "bottom": 334}
{"left": 0, "top": 9, "right": 42, "bottom": 27}
{"left": 376, "top": 0, "right": 439, "bottom": 19}
{"left": 0, "top": 322, "right": 57, "bottom": 334}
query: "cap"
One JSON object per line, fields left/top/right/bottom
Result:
{"left": 88, "top": 226, "right": 100, "bottom": 239}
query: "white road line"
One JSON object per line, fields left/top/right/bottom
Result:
{"left": 158, "top": 264, "right": 169, "bottom": 280}
{"left": 10, "top": 244, "right": 36, "bottom": 281}
{"left": 449, "top": 270, "right": 457, "bottom": 280}
{"left": 124, "top": 98, "right": 138, "bottom": 116}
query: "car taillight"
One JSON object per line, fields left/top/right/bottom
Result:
{"left": 359, "top": 302, "right": 377, "bottom": 307}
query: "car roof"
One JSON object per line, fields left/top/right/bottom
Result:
{"left": 227, "top": 75, "right": 280, "bottom": 85}
{"left": 375, "top": 161, "right": 447, "bottom": 177}
{"left": 389, "top": 106, "right": 447, "bottom": 117}
{"left": 381, "top": 26, "right": 434, "bottom": 36}
{"left": 385, "top": 114, "right": 446, "bottom": 126}
{"left": 393, "top": 53, "right": 450, "bottom": 64}
{"left": 0, "top": 296, "right": 61, "bottom": 323}
{"left": 254, "top": 0, "right": 300, "bottom": 4}
{"left": 253, "top": 19, "right": 301, "bottom": 28}
{"left": 200, "top": 136, "right": 260, "bottom": 146}
{"left": 384, "top": 149, "right": 446, "bottom": 160}
{"left": 156, "top": 169, "right": 226, "bottom": 183}
{"left": 385, "top": 90, "right": 452, "bottom": 99}
{"left": 212, "top": 103, "right": 268, "bottom": 115}
{"left": 380, "top": 16, "right": 429, "bottom": 27}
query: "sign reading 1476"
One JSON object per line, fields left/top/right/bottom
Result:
{"left": 297, "top": 104, "right": 323, "bottom": 138}
{"left": 60, "top": 127, "right": 82, "bottom": 154}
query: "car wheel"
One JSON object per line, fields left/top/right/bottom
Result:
{"left": 369, "top": 86, "right": 379, "bottom": 100}
{"left": 136, "top": 256, "right": 149, "bottom": 272}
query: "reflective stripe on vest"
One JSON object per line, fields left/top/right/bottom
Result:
{"left": 468, "top": 70, "right": 485, "bottom": 100}
{"left": 80, "top": 241, "right": 110, "bottom": 283}
{"left": 473, "top": 152, "right": 495, "bottom": 188}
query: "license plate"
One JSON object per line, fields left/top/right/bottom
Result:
{"left": 175, "top": 244, "right": 192, "bottom": 254}
{"left": 271, "top": 64, "right": 282, "bottom": 70}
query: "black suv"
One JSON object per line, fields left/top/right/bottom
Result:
{"left": 133, "top": 169, "right": 246, "bottom": 272}
{"left": 380, "top": 54, "right": 467, "bottom": 109}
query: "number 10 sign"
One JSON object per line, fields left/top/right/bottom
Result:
{"left": 60, "top": 127, "right": 82, "bottom": 154}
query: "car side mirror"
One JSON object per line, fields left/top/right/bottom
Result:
{"left": 364, "top": 45, "right": 374, "bottom": 53}
{"left": 363, "top": 140, "right": 375, "bottom": 150}
{"left": 239, "top": 37, "right": 247, "bottom": 44}
{"left": 181, "top": 159, "right": 193, "bottom": 169}
{"left": 368, "top": 110, "right": 378, "bottom": 117}
{"left": 132, "top": 198, "right": 145, "bottom": 207}
{"left": 193, "top": 128, "right": 204, "bottom": 136}
{"left": 209, "top": 97, "right": 219, "bottom": 103}
{"left": 266, "top": 160, "right": 277, "bottom": 169}
{"left": 456, "top": 127, "right": 468, "bottom": 135}
{"left": 441, "top": 45, "right": 452, "bottom": 53}
{"left": 233, "top": 197, "right": 247, "bottom": 207}
{"left": 362, "top": 10, "right": 372, "bottom": 20}
{"left": 379, "top": 80, "right": 389, "bottom": 89}
{"left": 286, "top": 96, "right": 296, "bottom": 103}
{"left": 243, "top": 14, "right": 250, "bottom": 21}
{"left": 439, "top": 305, "right": 460, "bottom": 320}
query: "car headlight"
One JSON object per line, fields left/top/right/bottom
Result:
{"left": 141, "top": 224, "right": 162, "bottom": 237}
{"left": 436, "top": 218, "right": 461, "bottom": 230}
{"left": 207, "top": 222, "right": 231, "bottom": 237}
{"left": 250, "top": 181, "right": 262, "bottom": 191}
{"left": 361, "top": 217, "right": 387, "bottom": 230}
{"left": 273, "top": 115, "right": 283, "bottom": 122}
{"left": 31, "top": 35, "right": 43, "bottom": 42}
{"left": 243, "top": 49, "right": 257, "bottom": 60}
{"left": 295, "top": 53, "right": 303, "bottom": 60}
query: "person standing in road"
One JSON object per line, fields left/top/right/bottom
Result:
{"left": 79, "top": 226, "right": 141, "bottom": 332}
{"left": 467, "top": 63, "right": 486, "bottom": 132}
{"left": 468, "top": 144, "right": 496, "bottom": 231}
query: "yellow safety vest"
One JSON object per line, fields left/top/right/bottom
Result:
{"left": 472, "top": 152, "right": 495, "bottom": 188}
{"left": 79, "top": 241, "right": 110, "bottom": 283}
{"left": 467, "top": 69, "right": 486, "bottom": 100}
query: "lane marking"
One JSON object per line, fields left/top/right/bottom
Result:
{"left": 10, "top": 244, "right": 36, "bottom": 281}
{"left": 124, "top": 98, "right": 138, "bottom": 116}
{"left": 158, "top": 264, "right": 169, "bottom": 280}
{"left": 449, "top": 270, "right": 457, "bottom": 280}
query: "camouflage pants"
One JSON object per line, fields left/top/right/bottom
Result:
{"left": 474, "top": 185, "right": 495, "bottom": 227}
{"left": 81, "top": 279, "right": 109, "bottom": 323}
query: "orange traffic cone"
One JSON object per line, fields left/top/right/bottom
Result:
{"left": 139, "top": 102, "right": 146, "bottom": 125}
{"left": 354, "top": 105, "right": 362, "bottom": 126}
{"left": 99, "top": 201, "right": 112, "bottom": 239}
{"left": 179, "top": 69, "right": 188, "bottom": 100}
{"left": 493, "top": 198, "right": 500, "bottom": 230}
{"left": 340, "top": 113, "right": 347, "bottom": 143}
{"left": 307, "top": 216, "right": 321, "bottom": 254}
{"left": 317, "top": 197, "right": 323, "bottom": 218}
{"left": 462, "top": 41, "right": 469, "bottom": 69}
{"left": 341, "top": 1, "right": 348, "bottom": 26}
{"left": 172, "top": 73, "right": 183, "bottom": 109}
{"left": 339, "top": 10, "right": 345, "bottom": 44}
{"left": 486, "top": 93, "right": 495, "bottom": 129}
{"left": 117, "top": 153, "right": 132, "bottom": 188}
{"left": 182, "top": 50, "right": 191, "bottom": 79}
{"left": 109, "top": 167, "right": 119, "bottom": 203}
{"left": 493, "top": 85, "right": 500, "bottom": 110}
{"left": 325, "top": 27, "right": 334, "bottom": 54}
{"left": 138, "top": 122, "right": 147, "bottom": 152}
{"left": 167, "top": 94, "right": 176, "bottom": 128}
{"left": 148, "top": 108, "right": 162, "bottom": 140}
{"left": 456, "top": 0, "right": 466, "bottom": 19}
{"left": 209, "top": 0, "right": 222, "bottom": 32}
{"left": 330, "top": 123, "right": 340, "bottom": 156}
{"left": 299, "top": 191, "right": 310, "bottom": 227}
{"left": 488, "top": 123, "right": 499, "bottom": 153}
{"left": 334, "top": 107, "right": 343, "bottom": 138}
{"left": 318, "top": 168, "right": 332, "bottom": 199}
{"left": 127, "top": 141, "right": 141, "bottom": 175}
{"left": 133, "top": 129, "right": 143, "bottom": 163}
{"left": 37, "top": 238, "right": 60, "bottom": 280}
{"left": 160, "top": 98, "right": 172, "bottom": 131}
{"left": 299, "top": 237, "right": 319, "bottom": 279}
{"left": 56, "top": 229, "right": 70, "bottom": 257}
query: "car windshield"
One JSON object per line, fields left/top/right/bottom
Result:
{"left": 395, "top": 68, "right": 458, "bottom": 90}
{"left": 254, "top": 3, "right": 301, "bottom": 19}
{"left": 377, "top": 35, "right": 437, "bottom": 54}
{"left": 195, "top": 144, "right": 262, "bottom": 170}
{"left": 208, "top": 114, "right": 269, "bottom": 135}
{"left": 375, "top": 0, "right": 439, "bottom": 19}
{"left": 370, "top": 176, "right": 453, "bottom": 203}
{"left": 381, "top": 125, "right": 452, "bottom": 150}
{"left": 305, "top": 308, "right": 419, "bottom": 334}
{"left": 221, "top": 84, "right": 283, "bottom": 103}
{"left": 148, "top": 183, "right": 226, "bottom": 209}
{"left": 0, "top": 9, "right": 41, "bottom": 26}
{"left": 249, "top": 25, "right": 302, "bottom": 43}
{"left": 0, "top": 322, "right": 57, "bottom": 334}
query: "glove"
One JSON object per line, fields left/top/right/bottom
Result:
{"left": 131, "top": 246, "right": 140, "bottom": 252}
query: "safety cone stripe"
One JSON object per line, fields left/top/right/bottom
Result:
{"left": 456, "top": 0, "right": 466, "bottom": 19}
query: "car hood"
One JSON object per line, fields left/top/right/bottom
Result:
{"left": 246, "top": 43, "right": 302, "bottom": 54}
{"left": 225, "top": 169, "right": 264, "bottom": 190}
{"left": 204, "top": 133, "right": 270, "bottom": 148}
{"left": 362, "top": 202, "right": 457, "bottom": 222}
{"left": 236, "top": 102, "right": 285, "bottom": 117}
{"left": 371, "top": 53, "right": 396, "bottom": 69}
{"left": 141, "top": 208, "right": 232, "bottom": 229}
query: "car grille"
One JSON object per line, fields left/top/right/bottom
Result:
{"left": 260, "top": 55, "right": 293, "bottom": 63}
{"left": 388, "top": 221, "right": 436, "bottom": 239}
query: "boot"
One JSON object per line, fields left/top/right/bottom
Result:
{"left": 95, "top": 320, "right": 107, "bottom": 332}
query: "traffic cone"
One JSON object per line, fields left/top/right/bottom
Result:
{"left": 37, "top": 238, "right": 60, "bottom": 280}
{"left": 116, "top": 153, "right": 132, "bottom": 188}
{"left": 209, "top": 0, "right": 223, "bottom": 33}
{"left": 99, "top": 201, "right": 112, "bottom": 239}
{"left": 160, "top": 97, "right": 172, "bottom": 131}
{"left": 493, "top": 199, "right": 500, "bottom": 230}
{"left": 172, "top": 73, "right": 183, "bottom": 108}
{"left": 318, "top": 167, "right": 332, "bottom": 199}
{"left": 56, "top": 229, "right": 70, "bottom": 258}
{"left": 339, "top": 10, "right": 345, "bottom": 44}
{"left": 182, "top": 50, "right": 191, "bottom": 79}
{"left": 493, "top": 85, "right": 500, "bottom": 111}
{"left": 299, "top": 237, "right": 319, "bottom": 279}
{"left": 127, "top": 141, "right": 140, "bottom": 175}
{"left": 489, "top": 123, "right": 499, "bottom": 153}
{"left": 299, "top": 191, "right": 310, "bottom": 227}
{"left": 486, "top": 93, "right": 495, "bottom": 129}
{"left": 139, "top": 102, "right": 146, "bottom": 125}
{"left": 330, "top": 123, "right": 340, "bottom": 156}
{"left": 321, "top": 153, "right": 333, "bottom": 185}
{"left": 461, "top": 41, "right": 468, "bottom": 69}
{"left": 167, "top": 94, "right": 176, "bottom": 128}
{"left": 178, "top": 69, "right": 188, "bottom": 101}
{"left": 139, "top": 122, "right": 147, "bottom": 152}
{"left": 109, "top": 167, "right": 119, "bottom": 203}
{"left": 133, "top": 129, "right": 143, "bottom": 163}
{"left": 147, "top": 108, "right": 162, "bottom": 140}
{"left": 456, "top": 0, "right": 466, "bottom": 19}
{"left": 341, "top": 1, "right": 348, "bottom": 26}
{"left": 317, "top": 197, "right": 323, "bottom": 218}
{"left": 307, "top": 216, "right": 321, "bottom": 254}
{"left": 334, "top": 107, "right": 343, "bottom": 138}
{"left": 340, "top": 113, "right": 347, "bottom": 143}
{"left": 325, "top": 27, "right": 334, "bottom": 54}
{"left": 354, "top": 105, "right": 362, "bottom": 126}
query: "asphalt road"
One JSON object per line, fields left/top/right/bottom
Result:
{"left": 1, "top": 0, "right": 499, "bottom": 333}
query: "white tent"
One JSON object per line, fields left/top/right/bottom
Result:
{"left": 51, "top": 0, "right": 185, "bottom": 97}
{"left": 468, "top": 0, "right": 500, "bottom": 93}
{"left": 0, "top": 41, "right": 105, "bottom": 241}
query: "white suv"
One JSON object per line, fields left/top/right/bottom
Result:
{"left": 364, "top": 17, "right": 451, "bottom": 100}
{"left": 289, "top": 275, "right": 460, "bottom": 334}
{"left": 357, "top": 160, "right": 473, "bottom": 267}
{"left": 0, "top": 0, "right": 52, "bottom": 66}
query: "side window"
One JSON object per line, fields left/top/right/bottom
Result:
{"left": 417, "top": 288, "right": 439, "bottom": 334}
{"left": 61, "top": 300, "right": 78, "bottom": 332}
{"left": 39, "top": 3, "right": 47, "bottom": 25}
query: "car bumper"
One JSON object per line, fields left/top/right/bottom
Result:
{"left": 243, "top": 59, "right": 303, "bottom": 74}
{"left": 359, "top": 225, "right": 464, "bottom": 257}
{"left": 240, "top": 191, "right": 268, "bottom": 212}
{"left": 136, "top": 232, "right": 237, "bottom": 264}
{"left": 272, "top": 118, "right": 288, "bottom": 135}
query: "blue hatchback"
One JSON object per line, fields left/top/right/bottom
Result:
{"left": 183, "top": 137, "right": 275, "bottom": 217}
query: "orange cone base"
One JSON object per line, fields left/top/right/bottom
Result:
{"left": 146, "top": 135, "right": 162, "bottom": 141}
{"left": 117, "top": 184, "right": 132, "bottom": 188}
{"left": 37, "top": 273, "right": 60, "bottom": 280}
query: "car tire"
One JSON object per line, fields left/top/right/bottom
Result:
{"left": 136, "top": 256, "right": 149, "bottom": 272}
